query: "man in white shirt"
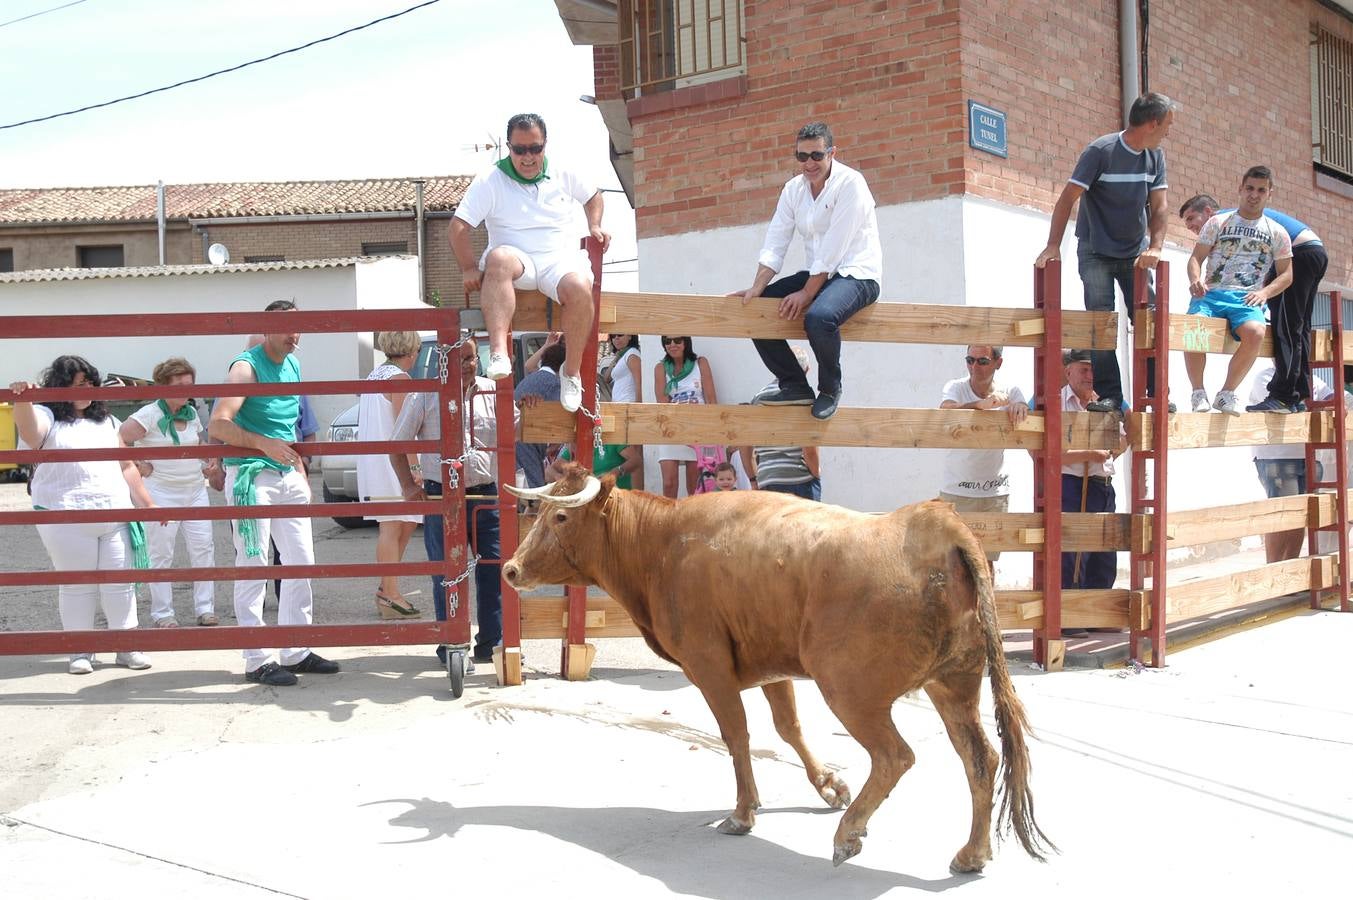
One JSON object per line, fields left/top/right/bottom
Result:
{"left": 450, "top": 113, "right": 610, "bottom": 414}
{"left": 939, "top": 344, "right": 1029, "bottom": 563}
{"left": 732, "top": 122, "right": 883, "bottom": 420}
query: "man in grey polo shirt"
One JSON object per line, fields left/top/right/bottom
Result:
{"left": 1036, "top": 92, "right": 1175, "bottom": 414}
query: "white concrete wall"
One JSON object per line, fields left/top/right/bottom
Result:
{"left": 0, "top": 256, "right": 422, "bottom": 430}
{"left": 636, "top": 195, "right": 1271, "bottom": 586}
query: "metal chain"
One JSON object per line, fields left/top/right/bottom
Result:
{"left": 441, "top": 553, "right": 481, "bottom": 618}
{"left": 577, "top": 379, "right": 604, "bottom": 450}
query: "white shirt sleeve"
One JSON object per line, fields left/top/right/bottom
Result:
{"left": 756, "top": 181, "right": 799, "bottom": 274}
{"left": 128, "top": 402, "right": 161, "bottom": 436}
{"left": 1007, "top": 385, "right": 1029, "bottom": 408}
{"left": 810, "top": 174, "right": 874, "bottom": 276}
{"left": 940, "top": 378, "right": 965, "bottom": 405}
{"left": 453, "top": 170, "right": 495, "bottom": 228}
{"left": 562, "top": 167, "right": 598, "bottom": 205}
{"left": 15, "top": 404, "right": 54, "bottom": 450}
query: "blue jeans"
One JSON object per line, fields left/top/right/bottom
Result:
{"left": 753, "top": 272, "right": 880, "bottom": 395}
{"left": 763, "top": 480, "right": 818, "bottom": 501}
{"left": 1061, "top": 473, "right": 1116, "bottom": 589}
{"left": 1077, "top": 247, "right": 1156, "bottom": 408}
{"left": 1254, "top": 459, "right": 1320, "bottom": 498}
{"left": 423, "top": 480, "right": 502, "bottom": 659}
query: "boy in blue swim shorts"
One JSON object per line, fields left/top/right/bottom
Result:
{"left": 1184, "top": 166, "right": 1293, "bottom": 415}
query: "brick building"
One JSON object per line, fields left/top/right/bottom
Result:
{"left": 0, "top": 177, "right": 487, "bottom": 307}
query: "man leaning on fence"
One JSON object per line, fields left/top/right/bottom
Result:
{"left": 208, "top": 300, "right": 340, "bottom": 687}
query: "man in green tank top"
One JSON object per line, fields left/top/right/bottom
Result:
{"left": 209, "top": 300, "right": 340, "bottom": 687}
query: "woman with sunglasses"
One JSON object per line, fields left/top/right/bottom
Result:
{"left": 653, "top": 336, "right": 717, "bottom": 497}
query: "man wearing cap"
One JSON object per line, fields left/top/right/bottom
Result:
{"left": 450, "top": 113, "right": 610, "bottom": 415}
{"left": 1060, "top": 349, "right": 1128, "bottom": 600}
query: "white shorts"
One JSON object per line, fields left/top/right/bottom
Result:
{"left": 657, "top": 444, "right": 697, "bottom": 462}
{"left": 482, "top": 245, "right": 590, "bottom": 302}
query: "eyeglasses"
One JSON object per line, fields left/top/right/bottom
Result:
{"left": 794, "top": 148, "right": 832, "bottom": 163}
{"left": 662, "top": 337, "right": 684, "bottom": 345}
{"left": 965, "top": 356, "right": 994, "bottom": 366}
{"left": 509, "top": 143, "right": 545, "bottom": 156}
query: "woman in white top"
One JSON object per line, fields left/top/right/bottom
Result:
{"left": 11, "top": 355, "right": 157, "bottom": 675}
{"left": 652, "top": 336, "right": 717, "bottom": 498}
{"left": 120, "top": 357, "right": 219, "bottom": 628}
{"left": 604, "top": 333, "right": 645, "bottom": 491}
{"left": 358, "top": 330, "right": 423, "bottom": 618}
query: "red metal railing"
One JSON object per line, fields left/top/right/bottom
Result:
{"left": 1031, "top": 261, "right": 1063, "bottom": 665}
{"left": 1129, "top": 263, "right": 1170, "bottom": 666}
{"left": 1306, "top": 290, "right": 1351, "bottom": 612}
{"left": 0, "top": 308, "right": 473, "bottom": 680}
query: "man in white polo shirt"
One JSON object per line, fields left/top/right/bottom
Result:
{"left": 450, "top": 113, "right": 610, "bottom": 413}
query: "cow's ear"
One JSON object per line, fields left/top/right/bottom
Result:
{"left": 596, "top": 472, "right": 618, "bottom": 506}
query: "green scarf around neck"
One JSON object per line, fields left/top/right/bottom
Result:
{"left": 156, "top": 399, "right": 197, "bottom": 446}
{"left": 663, "top": 356, "right": 695, "bottom": 397}
{"left": 497, "top": 155, "right": 549, "bottom": 185}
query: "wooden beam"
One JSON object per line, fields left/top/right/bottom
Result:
{"left": 1166, "top": 494, "right": 1337, "bottom": 547}
{"left": 1166, "top": 554, "right": 1338, "bottom": 622}
{"left": 520, "top": 595, "right": 642, "bottom": 640}
{"left": 1146, "top": 312, "right": 1332, "bottom": 362}
{"left": 525, "top": 404, "right": 1121, "bottom": 450}
{"left": 995, "top": 589, "right": 1132, "bottom": 629}
{"left": 1135, "top": 410, "right": 1320, "bottom": 451}
{"left": 960, "top": 512, "right": 1128, "bottom": 551}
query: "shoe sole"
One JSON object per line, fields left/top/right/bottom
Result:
{"left": 758, "top": 398, "right": 815, "bottom": 406}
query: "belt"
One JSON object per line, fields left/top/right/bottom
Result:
{"left": 465, "top": 484, "right": 496, "bottom": 496}
{"left": 1064, "top": 473, "right": 1112, "bottom": 486}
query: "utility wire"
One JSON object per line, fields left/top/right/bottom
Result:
{"left": 0, "top": 0, "right": 440, "bottom": 131}
{"left": 0, "top": 0, "right": 90, "bottom": 30}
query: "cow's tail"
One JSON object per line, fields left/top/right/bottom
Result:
{"left": 958, "top": 539, "right": 1056, "bottom": 862}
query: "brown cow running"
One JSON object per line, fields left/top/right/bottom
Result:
{"left": 503, "top": 466, "right": 1054, "bottom": 872}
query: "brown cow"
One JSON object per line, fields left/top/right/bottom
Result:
{"left": 503, "top": 466, "right": 1053, "bottom": 872}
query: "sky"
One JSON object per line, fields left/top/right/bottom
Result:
{"left": 0, "top": 0, "right": 637, "bottom": 284}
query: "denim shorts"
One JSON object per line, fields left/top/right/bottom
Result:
{"left": 1254, "top": 459, "right": 1320, "bottom": 498}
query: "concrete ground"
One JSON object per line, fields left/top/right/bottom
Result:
{"left": 2, "top": 480, "right": 1351, "bottom": 897}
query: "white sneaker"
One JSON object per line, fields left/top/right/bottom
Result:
{"left": 559, "top": 373, "right": 584, "bottom": 413}
{"left": 68, "top": 655, "right": 94, "bottom": 675}
{"left": 485, "top": 352, "right": 512, "bottom": 381}
{"left": 1212, "top": 390, "right": 1240, "bottom": 416}
{"left": 116, "top": 651, "right": 151, "bottom": 670}
{"left": 1190, "top": 389, "right": 1210, "bottom": 413}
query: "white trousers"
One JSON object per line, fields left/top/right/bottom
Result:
{"left": 145, "top": 479, "right": 216, "bottom": 621}
{"left": 35, "top": 521, "right": 137, "bottom": 636}
{"left": 225, "top": 467, "right": 314, "bottom": 670}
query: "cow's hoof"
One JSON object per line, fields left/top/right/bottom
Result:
{"left": 717, "top": 815, "right": 753, "bottom": 835}
{"left": 817, "top": 773, "right": 852, "bottom": 810}
{"left": 948, "top": 852, "right": 987, "bottom": 875}
{"left": 832, "top": 835, "right": 863, "bottom": 867}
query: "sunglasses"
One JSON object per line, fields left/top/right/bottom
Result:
{"left": 509, "top": 143, "right": 545, "bottom": 156}
{"left": 794, "top": 148, "right": 832, "bottom": 162}
{"left": 662, "top": 337, "right": 685, "bottom": 345}
{"left": 964, "top": 356, "right": 994, "bottom": 366}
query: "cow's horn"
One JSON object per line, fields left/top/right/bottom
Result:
{"left": 546, "top": 475, "right": 603, "bottom": 508}
{"left": 502, "top": 483, "right": 554, "bottom": 500}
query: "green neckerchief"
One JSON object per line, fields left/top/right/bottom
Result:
{"left": 663, "top": 356, "right": 695, "bottom": 397}
{"left": 231, "top": 458, "right": 287, "bottom": 557}
{"left": 156, "top": 400, "right": 197, "bottom": 446}
{"left": 497, "top": 155, "right": 549, "bottom": 185}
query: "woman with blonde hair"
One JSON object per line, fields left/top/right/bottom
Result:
{"left": 120, "top": 356, "right": 219, "bottom": 627}
{"left": 359, "top": 331, "right": 424, "bottom": 617}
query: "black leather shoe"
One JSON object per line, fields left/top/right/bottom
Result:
{"left": 1084, "top": 398, "right": 1118, "bottom": 413}
{"left": 283, "top": 652, "right": 340, "bottom": 675}
{"left": 810, "top": 390, "right": 841, "bottom": 420}
{"left": 245, "top": 661, "right": 298, "bottom": 686}
{"left": 754, "top": 382, "right": 815, "bottom": 405}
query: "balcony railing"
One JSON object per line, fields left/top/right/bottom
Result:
{"left": 619, "top": 0, "right": 745, "bottom": 98}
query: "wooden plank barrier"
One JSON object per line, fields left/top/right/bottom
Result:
{"left": 525, "top": 404, "right": 1122, "bottom": 450}
{"left": 1134, "top": 409, "right": 1320, "bottom": 451}
{"left": 509, "top": 290, "right": 1119, "bottom": 349}
{"left": 518, "top": 589, "right": 1135, "bottom": 640}
{"left": 1157, "top": 494, "right": 1341, "bottom": 550}
{"left": 1166, "top": 554, "right": 1338, "bottom": 623}
{"left": 1142, "top": 311, "right": 1334, "bottom": 362}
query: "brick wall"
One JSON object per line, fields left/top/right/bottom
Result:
{"left": 595, "top": 44, "right": 622, "bottom": 101}
{"left": 961, "top": 0, "right": 1353, "bottom": 285}
{"left": 629, "top": 0, "right": 966, "bottom": 238}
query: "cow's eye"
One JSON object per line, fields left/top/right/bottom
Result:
{"left": 553, "top": 510, "right": 568, "bottom": 524}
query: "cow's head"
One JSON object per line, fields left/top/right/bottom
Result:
{"left": 502, "top": 464, "right": 614, "bottom": 590}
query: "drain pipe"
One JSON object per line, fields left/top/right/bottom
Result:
{"left": 1119, "top": 0, "right": 1141, "bottom": 125}
{"left": 156, "top": 181, "right": 166, "bottom": 265}
{"left": 413, "top": 179, "right": 427, "bottom": 305}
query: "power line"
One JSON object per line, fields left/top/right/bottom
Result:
{"left": 0, "top": 0, "right": 440, "bottom": 131}
{"left": 0, "top": 0, "right": 90, "bottom": 30}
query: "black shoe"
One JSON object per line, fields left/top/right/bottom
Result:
{"left": 1246, "top": 396, "right": 1297, "bottom": 414}
{"left": 283, "top": 652, "right": 340, "bottom": 675}
{"left": 1084, "top": 398, "right": 1119, "bottom": 414}
{"left": 810, "top": 390, "right": 841, "bottom": 420}
{"left": 754, "top": 383, "right": 815, "bottom": 406}
{"left": 245, "top": 661, "right": 298, "bottom": 686}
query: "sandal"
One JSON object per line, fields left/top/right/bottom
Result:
{"left": 376, "top": 591, "right": 422, "bottom": 619}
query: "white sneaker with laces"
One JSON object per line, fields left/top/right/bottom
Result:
{"left": 68, "top": 655, "right": 94, "bottom": 675}
{"left": 485, "top": 352, "right": 512, "bottom": 381}
{"left": 559, "top": 373, "right": 584, "bottom": 413}
{"left": 1190, "top": 389, "right": 1210, "bottom": 413}
{"left": 1213, "top": 390, "right": 1240, "bottom": 416}
{"left": 116, "top": 651, "right": 152, "bottom": 670}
